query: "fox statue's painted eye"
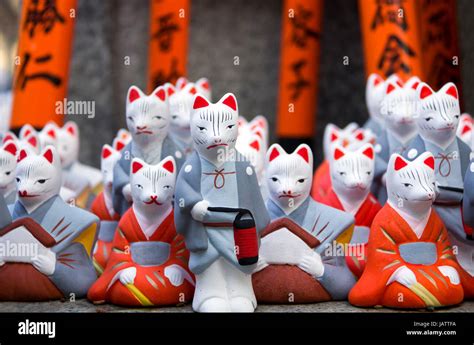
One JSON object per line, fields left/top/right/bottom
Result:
{"left": 403, "top": 183, "right": 412, "bottom": 188}
{"left": 16, "top": 177, "right": 20, "bottom": 183}
{"left": 297, "top": 178, "right": 305, "bottom": 183}
{"left": 271, "top": 177, "right": 278, "bottom": 182}
{"left": 5, "top": 171, "right": 10, "bottom": 176}
{"left": 37, "top": 179, "right": 46, "bottom": 184}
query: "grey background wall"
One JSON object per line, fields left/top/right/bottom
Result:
{"left": 2, "top": 0, "right": 474, "bottom": 166}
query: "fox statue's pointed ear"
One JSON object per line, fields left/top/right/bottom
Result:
{"left": 219, "top": 93, "right": 237, "bottom": 111}
{"left": 441, "top": 82, "right": 458, "bottom": 100}
{"left": 386, "top": 81, "right": 400, "bottom": 95}
{"left": 267, "top": 144, "right": 286, "bottom": 162}
{"left": 393, "top": 155, "right": 408, "bottom": 171}
{"left": 370, "top": 73, "right": 384, "bottom": 87}
{"left": 127, "top": 85, "right": 144, "bottom": 104}
{"left": 249, "top": 139, "right": 260, "bottom": 151}
{"left": 27, "top": 134, "right": 38, "bottom": 149}
{"left": 192, "top": 94, "right": 210, "bottom": 110}
{"left": 294, "top": 144, "right": 311, "bottom": 164}
{"left": 360, "top": 144, "right": 374, "bottom": 160}
{"left": 131, "top": 158, "right": 145, "bottom": 174}
{"left": 42, "top": 147, "right": 55, "bottom": 164}
{"left": 20, "top": 124, "right": 35, "bottom": 139}
{"left": 196, "top": 78, "right": 210, "bottom": 90}
{"left": 113, "top": 138, "right": 126, "bottom": 151}
{"left": 160, "top": 156, "right": 176, "bottom": 173}
{"left": 3, "top": 140, "right": 17, "bottom": 156}
{"left": 102, "top": 144, "right": 114, "bottom": 159}
{"left": 3, "top": 132, "right": 17, "bottom": 143}
{"left": 64, "top": 121, "right": 78, "bottom": 136}
{"left": 18, "top": 149, "right": 28, "bottom": 162}
{"left": 333, "top": 145, "right": 346, "bottom": 160}
{"left": 152, "top": 85, "right": 167, "bottom": 101}
{"left": 165, "top": 83, "right": 175, "bottom": 97}
{"left": 418, "top": 82, "right": 434, "bottom": 100}
{"left": 176, "top": 77, "right": 188, "bottom": 90}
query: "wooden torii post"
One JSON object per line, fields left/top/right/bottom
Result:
{"left": 11, "top": 0, "right": 77, "bottom": 130}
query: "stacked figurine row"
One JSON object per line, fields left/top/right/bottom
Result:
{"left": 0, "top": 73, "right": 472, "bottom": 312}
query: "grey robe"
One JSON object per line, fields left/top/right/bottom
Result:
{"left": 266, "top": 198, "right": 356, "bottom": 300}
{"left": 112, "top": 137, "right": 185, "bottom": 215}
{"left": 363, "top": 118, "right": 383, "bottom": 137}
{"left": 174, "top": 151, "right": 270, "bottom": 275}
{"left": 8, "top": 195, "right": 99, "bottom": 297}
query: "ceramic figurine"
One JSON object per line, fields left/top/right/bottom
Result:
{"left": 90, "top": 145, "right": 122, "bottom": 275}
{"left": 349, "top": 152, "right": 463, "bottom": 308}
{"left": 403, "top": 82, "right": 474, "bottom": 298}
{"left": 312, "top": 123, "right": 375, "bottom": 202}
{"left": 364, "top": 73, "right": 385, "bottom": 137}
{"left": 174, "top": 93, "right": 270, "bottom": 312}
{"left": 456, "top": 113, "right": 473, "bottom": 149}
{"left": 0, "top": 140, "right": 18, "bottom": 204}
{"left": 167, "top": 82, "right": 198, "bottom": 155}
{"left": 321, "top": 144, "right": 382, "bottom": 278}
{"left": 112, "top": 85, "right": 185, "bottom": 215}
{"left": 252, "top": 144, "right": 356, "bottom": 303}
{"left": 57, "top": 121, "right": 102, "bottom": 204}
{"left": 4, "top": 130, "right": 40, "bottom": 154}
{"left": 88, "top": 156, "right": 195, "bottom": 306}
{"left": 195, "top": 78, "right": 212, "bottom": 100}
{"left": 38, "top": 122, "right": 59, "bottom": 149}
{"left": 364, "top": 73, "right": 404, "bottom": 137}
{"left": 236, "top": 115, "right": 269, "bottom": 199}
{"left": 373, "top": 77, "right": 420, "bottom": 204}
{"left": 0, "top": 146, "right": 99, "bottom": 301}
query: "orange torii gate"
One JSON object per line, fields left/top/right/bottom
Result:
{"left": 11, "top": 0, "right": 77, "bottom": 129}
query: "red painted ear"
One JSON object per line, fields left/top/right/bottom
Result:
{"left": 296, "top": 146, "right": 310, "bottom": 163}
{"left": 462, "top": 124, "right": 472, "bottom": 135}
{"left": 411, "top": 81, "right": 420, "bottom": 90}
{"left": 355, "top": 131, "right": 364, "bottom": 141}
{"left": 250, "top": 140, "right": 260, "bottom": 151}
{"left": 132, "top": 161, "right": 143, "bottom": 174}
{"left": 420, "top": 85, "right": 433, "bottom": 99}
{"left": 446, "top": 85, "right": 458, "bottom": 99}
{"left": 23, "top": 129, "right": 31, "bottom": 137}
{"left": 3, "top": 133, "right": 14, "bottom": 143}
{"left": 193, "top": 95, "right": 210, "bottom": 109}
{"left": 47, "top": 129, "right": 56, "bottom": 138}
{"left": 27, "top": 136, "right": 37, "bottom": 148}
{"left": 269, "top": 147, "right": 280, "bottom": 162}
{"left": 128, "top": 87, "right": 141, "bottom": 103}
{"left": 176, "top": 77, "right": 187, "bottom": 90}
{"left": 166, "top": 85, "right": 175, "bottom": 97}
{"left": 221, "top": 94, "right": 237, "bottom": 111}
{"left": 162, "top": 159, "right": 175, "bottom": 173}
{"left": 396, "top": 80, "right": 403, "bottom": 87}
{"left": 114, "top": 140, "right": 125, "bottom": 151}
{"left": 65, "top": 123, "right": 76, "bottom": 136}
{"left": 102, "top": 146, "right": 112, "bottom": 159}
{"left": 334, "top": 148, "right": 345, "bottom": 160}
{"left": 18, "top": 149, "right": 28, "bottom": 162}
{"left": 189, "top": 87, "right": 197, "bottom": 95}
{"left": 424, "top": 156, "right": 435, "bottom": 170}
{"left": 394, "top": 156, "right": 408, "bottom": 171}
{"left": 3, "top": 142, "right": 17, "bottom": 156}
{"left": 330, "top": 131, "right": 339, "bottom": 142}
{"left": 362, "top": 147, "right": 374, "bottom": 159}
{"left": 386, "top": 82, "right": 397, "bottom": 94}
{"left": 43, "top": 148, "right": 53, "bottom": 163}
{"left": 200, "top": 80, "right": 210, "bottom": 90}
{"left": 373, "top": 75, "right": 383, "bottom": 86}
{"left": 154, "top": 88, "right": 166, "bottom": 101}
